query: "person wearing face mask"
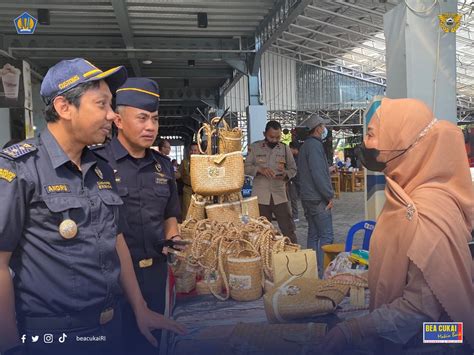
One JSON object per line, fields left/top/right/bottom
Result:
{"left": 321, "top": 98, "right": 473, "bottom": 354}
{"left": 244, "top": 120, "right": 297, "bottom": 243}
{"left": 297, "top": 114, "right": 334, "bottom": 278}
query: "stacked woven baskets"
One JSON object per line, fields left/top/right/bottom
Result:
{"left": 185, "top": 117, "right": 260, "bottom": 223}
{"left": 174, "top": 217, "right": 300, "bottom": 302}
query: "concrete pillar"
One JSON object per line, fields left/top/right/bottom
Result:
{"left": 246, "top": 72, "right": 267, "bottom": 145}
{"left": 366, "top": 0, "right": 457, "bottom": 221}
{"left": 384, "top": 0, "right": 457, "bottom": 122}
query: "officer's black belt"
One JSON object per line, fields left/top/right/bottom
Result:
{"left": 19, "top": 304, "right": 116, "bottom": 330}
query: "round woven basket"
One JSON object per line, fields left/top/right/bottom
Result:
{"left": 227, "top": 249, "right": 263, "bottom": 301}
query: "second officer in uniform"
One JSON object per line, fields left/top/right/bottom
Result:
{"left": 92, "top": 77, "right": 182, "bottom": 354}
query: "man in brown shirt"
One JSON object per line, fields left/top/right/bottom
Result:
{"left": 245, "top": 121, "right": 297, "bottom": 242}
{"left": 176, "top": 142, "right": 200, "bottom": 219}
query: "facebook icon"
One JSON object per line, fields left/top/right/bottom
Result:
{"left": 21, "top": 334, "right": 26, "bottom": 343}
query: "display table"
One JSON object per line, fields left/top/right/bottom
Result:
{"left": 164, "top": 291, "right": 370, "bottom": 355}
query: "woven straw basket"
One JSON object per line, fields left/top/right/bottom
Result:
{"left": 227, "top": 246, "right": 263, "bottom": 301}
{"left": 264, "top": 278, "right": 349, "bottom": 323}
{"left": 190, "top": 152, "right": 244, "bottom": 196}
{"left": 175, "top": 272, "right": 196, "bottom": 293}
{"left": 209, "top": 117, "right": 242, "bottom": 154}
{"left": 197, "top": 123, "right": 214, "bottom": 155}
{"left": 218, "top": 127, "right": 242, "bottom": 154}
{"left": 205, "top": 200, "right": 241, "bottom": 223}
{"left": 180, "top": 219, "right": 198, "bottom": 240}
{"left": 205, "top": 196, "right": 260, "bottom": 223}
{"left": 187, "top": 194, "right": 207, "bottom": 220}
{"left": 195, "top": 270, "right": 223, "bottom": 295}
{"left": 241, "top": 196, "right": 260, "bottom": 219}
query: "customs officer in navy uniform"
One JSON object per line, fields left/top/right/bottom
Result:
{"left": 0, "top": 59, "right": 185, "bottom": 355}
{"left": 92, "top": 77, "right": 183, "bottom": 355}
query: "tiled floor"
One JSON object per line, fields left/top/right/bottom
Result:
{"left": 292, "top": 192, "right": 366, "bottom": 248}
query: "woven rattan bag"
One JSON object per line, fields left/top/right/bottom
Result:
{"left": 175, "top": 271, "right": 197, "bottom": 293}
{"left": 210, "top": 117, "right": 242, "bottom": 154}
{"left": 197, "top": 123, "right": 214, "bottom": 155}
{"left": 205, "top": 195, "right": 259, "bottom": 223}
{"left": 241, "top": 196, "right": 260, "bottom": 219}
{"left": 180, "top": 219, "right": 198, "bottom": 240}
{"left": 190, "top": 152, "right": 244, "bottom": 196}
{"left": 205, "top": 200, "right": 241, "bottom": 224}
{"left": 226, "top": 242, "right": 263, "bottom": 302}
{"left": 264, "top": 277, "right": 349, "bottom": 323}
{"left": 187, "top": 194, "right": 208, "bottom": 220}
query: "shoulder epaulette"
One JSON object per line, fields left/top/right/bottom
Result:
{"left": 0, "top": 142, "right": 37, "bottom": 160}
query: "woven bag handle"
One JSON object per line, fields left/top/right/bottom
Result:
{"left": 209, "top": 236, "right": 230, "bottom": 301}
{"left": 231, "top": 239, "right": 259, "bottom": 259}
{"left": 211, "top": 116, "right": 230, "bottom": 131}
{"left": 197, "top": 124, "right": 214, "bottom": 155}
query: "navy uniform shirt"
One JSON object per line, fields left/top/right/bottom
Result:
{"left": 0, "top": 128, "right": 123, "bottom": 317}
{"left": 92, "top": 137, "right": 181, "bottom": 261}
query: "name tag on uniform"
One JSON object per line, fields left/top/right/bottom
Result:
{"left": 155, "top": 177, "right": 168, "bottom": 185}
{"left": 45, "top": 184, "right": 71, "bottom": 194}
{"left": 97, "top": 181, "right": 113, "bottom": 190}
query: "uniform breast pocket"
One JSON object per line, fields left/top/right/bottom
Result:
{"left": 153, "top": 184, "right": 171, "bottom": 199}
{"left": 117, "top": 186, "right": 128, "bottom": 198}
{"left": 98, "top": 190, "right": 123, "bottom": 210}
{"left": 256, "top": 154, "right": 267, "bottom": 166}
{"left": 40, "top": 196, "right": 83, "bottom": 240}
{"left": 276, "top": 154, "right": 287, "bottom": 169}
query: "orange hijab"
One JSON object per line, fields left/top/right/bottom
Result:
{"left": 368, "top": 98, "right": 474, "bottom": 345}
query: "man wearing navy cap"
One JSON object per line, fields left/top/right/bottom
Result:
{"left": 92, "top": 77, "right": 182, "bottom": 354}
{"left": 0, "top": 60, "right": 185, "bottom": 355}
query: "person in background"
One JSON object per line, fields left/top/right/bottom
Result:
{"left": 171, "top": 159, "right": 178, "bottom": 174}
{"left": 297, "top": 114, "right": 334, "bottom": 277}
{"left": 244, "top": 120, "right": 297, "bottom": 243}
{"left": 281, "top": 128, "right": 292, "bottom": 146}
{"left": 92, "top": 77, "right": 185, "bottom": 354}
{"left": 322, "top": 98, "right": 473, "bottom": 353}
{"left": 345, "top": 157, "right": 352, "bottom": 169}
{"left": 288, "top": 141, "right": 300, "bottom": 222}
{"left": 176, "top": 142, "right": 200, "bottom": 220}
{"left": 158, "top": 139, "right": 171, "bottom": 157}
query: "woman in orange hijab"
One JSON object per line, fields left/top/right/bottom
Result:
{"left": 322, "top": 98, "right": 473, "bottom": 353}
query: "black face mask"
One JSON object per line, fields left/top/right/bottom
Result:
{"left": 355, "top": 143, "right": 386, "bottom": 172}
{"left": 356, "top": 142, "right": 410, "bottom": 172}
{"left": 265, "top": 139, "right": 278, "bottom": 149}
